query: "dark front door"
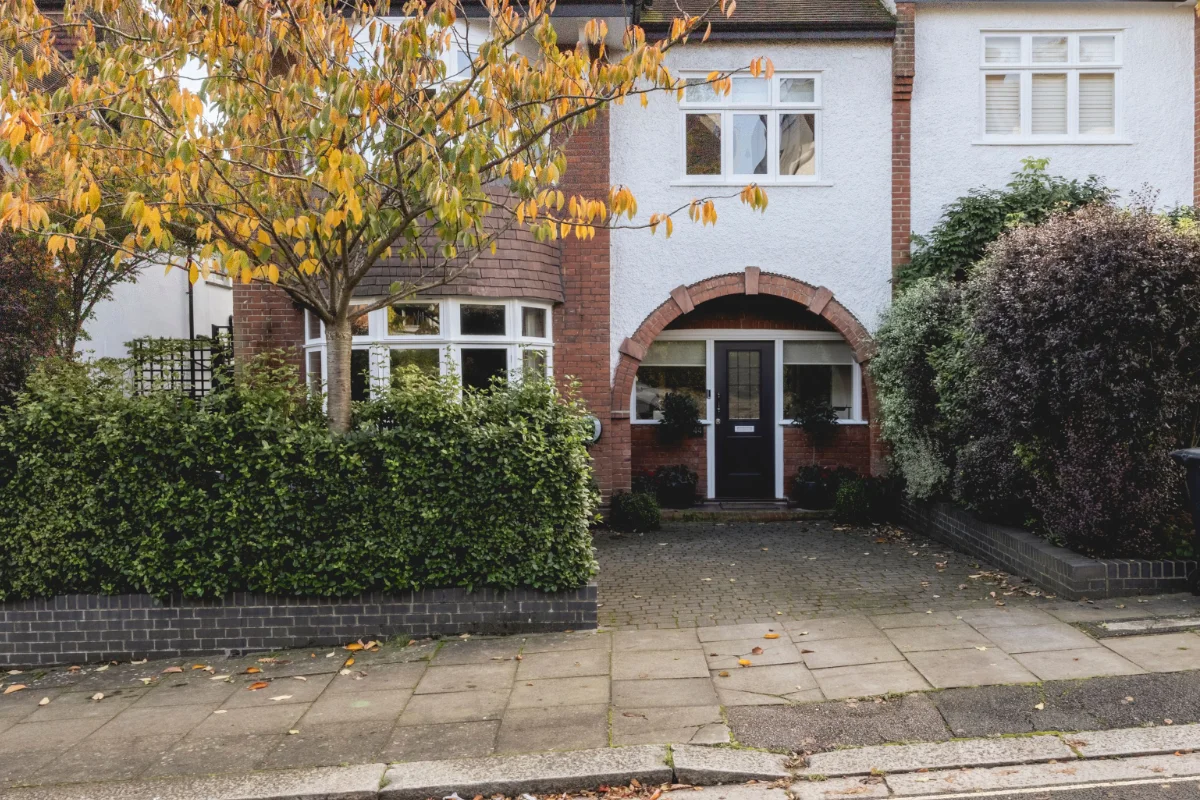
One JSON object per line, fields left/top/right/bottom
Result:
{"left": 715, "top": 341, "right": 775, "bottom": 499}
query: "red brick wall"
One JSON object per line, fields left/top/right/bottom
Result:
{"left": 893, "top": 2, "right": 915, "bottom": 285}
{"left": 232, "top": 281, "right": 305, "bottom": 377}
{"left": 666, "top": 294, "right": 834, "bottom": 332}
{"left": 554, "top": 110, "right": 623, "bottom": 498}
{"left": 630, "top": 425, "right": 707, "bottom": 495}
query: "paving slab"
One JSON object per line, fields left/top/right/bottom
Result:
{"left": 507, "top": 675, "right": 609, "bottom": 708}
{"left": 698, "top": 624, "right": 787, "bottom": 642}
{"left": 885, "top": 752, "right": 1200, "bottom": 796}
{"left": 613, "top": 629, "right": 700, "bottom": 651}
{"left": 977, "top": 623, "right": 1101, "bottom": 654}
{"left": 612, "top": 678, "right": 719, "bottom": 708}
{"left": 515, "top": 648, "right": 610, "bottom": 679}
{"left": 810, "top": 661, "right": 930, "bottom": 700}
{"left": 413, "top": 662, "right": 516, "bottom": 694}
{"left": 0, "top": 762, "right": 387, "bottom": 800}
{"left": 0, "top": 717, "right": 108, "bottom": 755}
{"left": 496, "top": 703, "right": 609, "bottom": 753}
{"left": 802, "top": 734, "right": 1074, "bottom": 778}
{"left": 1045, "top": 602, "right": 1182, "bottom": 624}
{"left": 727, "top": 693, "right": 951, "bottom": 752}
{"left": 395, "top": 689, "right": 508, "bottom": 726}
{"left": 671, "top": 744, "right": 790, "bottom": 783}
{"left": 322, "top": 663, "right": 425, "bottom": 694}
{"left": 1102, "top": 633, "right": 1200, "bottom": 672}
{"left": 219, "top": 673, "right": 333, "bottom": 708}
{"left": 1014, "top": 648, "right": 1145, "bottom": 681}
{"left": 791, "top": 776, "right": 889, "bottom": 800}
{"left": 785, "top": 617, "right": 881, "bottom": 642}
{"left": 931, "top": 684, "right": 1046, "bottom": 737}
{"left": 188, "top": 703, "right": 308, "bottom": 738}
{"left": 611, "top": 705, "right": 727, "bottom": 746}
{"left": 955, "top": 607, "right": 1062, "bottom": 628}
{"left": 798, "top": 636, "right": 904, "bottom": 670}
{"left": 260, "top": 719, "right": 390, "bottom": 769}
{"left": 1041, "top": 672, "right": 1200, "bottom": 730}
{"left": 870, "top": 611, "right": 962, "bottom": 629}
{"left": 146, "top": 733, "right": 286, "bottom": 778}
{"left": 86, "top": 702, "right": 215, "bottom": 740}
{"left": 21, "top": 686, "right": 145, "bottom": 722}
{"left": 431, "top": 638, "right": 523, "bottom": 665}
{"left": 379, "top": 745, "right": 671, "bottom": 799}
{"left": 711, "top": 662, "right": 820, "bottom": 705}
{"left": 704, "top": 638, "right": 802, "bottom": 670}
{"left": 520, "top": 631, "right": 613, "bottom": 654}
{"left": 132, "top": 678, "right": 240, "bottom": 708}
{"left": 32, "top": 730, "right": 184, "bottom": 784}
{"left": 906, "top": 647, "right": 1038, "bottom": 688}
{"left": 1069, "top": 723, "right": 1200, "bottom": 758}
{"left": 383, "top": 720, "right": 500, "bottom": 763}
{"left": 612, "top": 649, "right": 710, "bottom": 680}
{"left": 884, "top": 623, "right": 994, "bottom": 653}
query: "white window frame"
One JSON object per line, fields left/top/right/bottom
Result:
{"left": 978, "top": 30, "right": 1125, "bottom": 145}
{"left": 303, "top": 298, "right": 554, "bottom": 399}
{"left": 677, "top": 72, "right": 825, "bottom": 185}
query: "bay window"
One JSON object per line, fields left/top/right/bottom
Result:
{"left": 981, "top": 31, "right": 1120, "bottom": 141}
{"left": 681, "top": 73, "right": 821, "bottom": 182}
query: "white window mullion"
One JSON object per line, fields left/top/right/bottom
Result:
{"left": 1067, "top": 71, "right": 1079, "bottom": 136}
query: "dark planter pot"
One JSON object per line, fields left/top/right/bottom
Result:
{"left": 657, "top": 483, "right": 698, "bottom": 509}
{"left": 793, "top": 481, "right": 834, "bottom": 510}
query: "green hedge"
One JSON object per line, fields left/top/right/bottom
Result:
{"left": 0, "top": 359, "right": 599, "bottom": 600}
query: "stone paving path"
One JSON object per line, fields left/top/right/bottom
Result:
{"left": 593, "top": 520, "right": 1060, "bottom": 628}
{"left": 1, "top": 521, "right": 1199, "bottom": 792}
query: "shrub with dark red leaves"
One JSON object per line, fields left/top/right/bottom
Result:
{"left": 0, "top": 232, "right": 64, "bottom": 407}
{"left": 962, "top": 206, "right": 1200, "bottom": 557}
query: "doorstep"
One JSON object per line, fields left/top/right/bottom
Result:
{"left": 661, "top": 501, "right": 832, "bottom": 522}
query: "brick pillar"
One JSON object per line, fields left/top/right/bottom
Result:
{"left": 892, "top": 2, "right": 915, "bottom": 287}
{"left": 232, "top": 281, "right": 305, "bottom": 376}
{"left": 554, "top": 109, "right": 624, "bottom": 498}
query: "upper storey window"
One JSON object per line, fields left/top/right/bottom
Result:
{"left": 981, "top": 32, "right": 1120, "bottom": 142}
{"left": 680, "top": 73, "right": 821, "bottom": 183}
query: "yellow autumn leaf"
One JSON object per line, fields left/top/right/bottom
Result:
{"left": 763, "top": 633, "right": 780, "bottom": 640}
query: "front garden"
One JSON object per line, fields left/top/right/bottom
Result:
{"left": 0, "top": 359, "right": 599, "bottom": 601}
{"left": 872, "top": 161, "right": 1200, "bottom": 560}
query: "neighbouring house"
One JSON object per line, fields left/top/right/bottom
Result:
{"left": 50, "top": 0, "right": 1200, "bottom": 501}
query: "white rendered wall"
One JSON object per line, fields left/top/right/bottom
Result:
{"left": 608, "top": 39, "right": 894, "bottom": 376}
{"left": 912, "top": 2, "right": 1194, "bottom": 239}
{"left": 78, "top": 267, "right": 233, "bottom": 360}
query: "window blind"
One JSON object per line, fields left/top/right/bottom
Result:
{"left": 1032, "top": 73, "right": 1067, "bottom": 134}
{"left": 985, "top": 74, "right": 1021, "bottom": 134}
{"left": 783, "top": 341, "right": 854, "bottom": 366}
{"left": 984, "top": 37, "right": 1021, "bottom": 64}
{"left": 1032, "top": 36, "right": 1068, "bottom": 63}
{"left": 1079, "top": 73, "right": 1115, "bottom": 134}
{"left": 642, "top": 341, "right": 706, "bottom": 367}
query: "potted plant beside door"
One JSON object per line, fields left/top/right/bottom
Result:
{"left": 788, "top": 396, "right": 841, "bottom": 509}
{"left": 656, "top": 392, "right": 704, "bottom": 445}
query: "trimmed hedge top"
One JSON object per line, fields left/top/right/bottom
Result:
{"left": 0, "top": 360, "right": 599, "bottom": 600}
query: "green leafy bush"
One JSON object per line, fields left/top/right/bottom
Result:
{"left": 0, "top": 358, "right": 599, "bottom": 600}
{"left": 900, "top": 159, "right": 1110, "bottom": 289}
{"left": 608, "top": 491, "right": 661, "bottom": 532}
{"left": 788, "top": 396, "right": 840, "bottom": 447}
{"left": 651, "top": 464, "right": 699, "bottom": 509}
{"left": 657, "top": 391, "right": 704, "bottom": 444}
{"left": 790, "top": 465, "right": 858, "bottom": 510}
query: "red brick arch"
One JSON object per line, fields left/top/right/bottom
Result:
{"left": 609, "top": 268, "right": 885, "bottom": 482}
{"left": 611, "top": 268, "right": 875, "bottom": 414}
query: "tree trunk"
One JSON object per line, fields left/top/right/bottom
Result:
{"left": 325, "top": 314, "right": 354, "bottom": 434}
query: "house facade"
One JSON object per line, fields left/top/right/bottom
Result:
{"left": 237, "top": 0, "right": 1198, "bottom": 501}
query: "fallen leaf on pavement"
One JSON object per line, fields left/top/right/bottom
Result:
{"left": 139, "top": 678, "right": 154, "bottom": 685}
{"left": 162, "top": 666, "right": 184, "bottom": 674}
{"left": 763, "top": 633, "right": 780, "bottom": 640}
{"left": 801, "top": 649, "right": 814, "bottom": 654}
{"left": 5, "top": 670, "right": 21, "bottom": 675}
{"left": 717, "top": 671, "right": 730, "bottom": 678}
{"left": 191, "top": 665, "right": 207, "bottom": 670}
{"left": 345, "top": 658, "right": 355, "bottom": 667}
{"left": 132, "top": 659, "right": 147, "bottom": 665}
{"left": 248, "top": 681, "right": 270, "bottom": 691}
{"left": 1034, "top": 703, "right": 1045, "bottom": 711}
{"left": 210, "top": 675, "right": 231, "bottom": 681}
{"left": 3, "top": 685, "right": 26, "bottom": 695}
{"left": 345, "top": 643, "right": 365, "bottom": 652}
{"left": 95, "top": 665, "right": 109, "bottom": 672}
{"left": 38, "top": 697, "right": 50, "bottom": 706}
{"left": 737, "top": 659, "right": 752, "bottom": 667}
{"left": 288, "top": 729, "right": 299, "bottom": 735}
{"left": 269, "top": 695, "right": 293, "bottom": 702}
{"left": 293, "top": 676, "right": 308, "bottom": 682}
{"left": 751, "top": 647, "right": 764, "bottom": 655}
{"left": 91, "top": 692, "right": 104, "bottom": 701}
{"left": 974, "top": 646, "right": 988, "bottom": 651}
{"left": 245, "top": 667, "right": 262, "bottom": 674}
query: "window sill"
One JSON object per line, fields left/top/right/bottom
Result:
{"left": 631, "top": 419, "right": 713, "bottom": 426}
{"left": 781, "top": 419, "right": 869, "bottom": 426}
{"left": 973, "top": 138, "right": 1131, "bottom": 146}
{"left": 670, "top": 179, "right": 833, "bottom": 188}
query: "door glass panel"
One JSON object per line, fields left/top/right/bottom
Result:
{"left": 727, "top": 350, "right": 761, "bottom": 420}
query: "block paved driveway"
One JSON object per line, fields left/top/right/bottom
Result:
{"left": 593, "top": 519, "right": 1057, "bottom": 629}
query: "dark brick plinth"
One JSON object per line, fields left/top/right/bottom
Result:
{"left": 0, "top": 584, "right": 598, "bottom": 667}
{"left": 901, "top": 500, "right": 1196, "bottom": 600}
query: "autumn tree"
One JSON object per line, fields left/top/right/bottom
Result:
{"left": 0, "top": 0, "right": 769, "bottom": 432}
{"left": 0, "top": 230, "right": 66, "bottom": 405}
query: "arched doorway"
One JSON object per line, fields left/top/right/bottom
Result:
{"left": 611, "top": 269, "right": 881, "bottom": 500}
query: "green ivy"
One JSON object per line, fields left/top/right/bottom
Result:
{"left": 0, "top": 358, "right": 599, "bottom": 600}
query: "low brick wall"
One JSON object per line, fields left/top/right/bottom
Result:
{"left": 901, "top": 500, "right": 1196, "bottom": 600}
{"left": 0, "top": 584, "right": 598, "bottom": 667}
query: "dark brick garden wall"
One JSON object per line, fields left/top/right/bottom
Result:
{"left": 0, "top": 584, "right": 598, "bottom": 667}
{"left": 902, "top": 500, "right": 1196, "bottom": 600}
